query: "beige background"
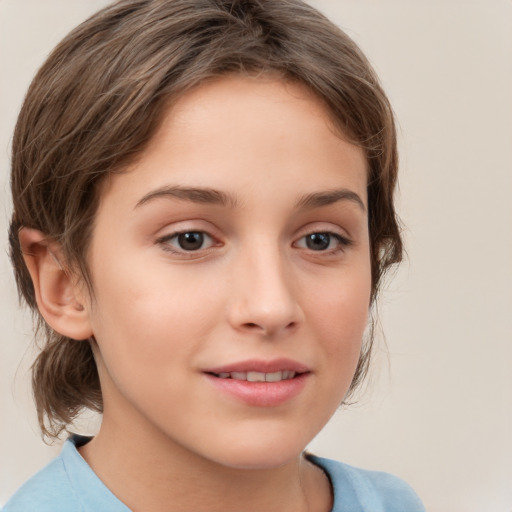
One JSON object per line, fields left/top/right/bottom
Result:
{"left": 1, "top": 1, "right": 511, "bottom": 510}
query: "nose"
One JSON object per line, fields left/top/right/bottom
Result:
{"left": 226, "top": 244, "right": 304, "bottom": 338}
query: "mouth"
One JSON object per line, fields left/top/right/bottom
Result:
{"left": 206, "top": 370, "right": 301, "bottom": 382}
{"left": 202, "top": 359, "right": 311, "bottom": 407}
{"left": 203, "top": 358, "right": 310, "bottom": 381}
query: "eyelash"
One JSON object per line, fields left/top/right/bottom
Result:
{"left": 156, "top": 231, "right": 217, "bottom": 256}
{"left": 294, "top": 232, "right": 353, "bottom": 254}
{"left": 156, "top": 230, "right": 352, "bottom": 257}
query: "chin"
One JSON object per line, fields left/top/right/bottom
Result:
{"left": 203, "top": 432, "right": 310, "bottom": 471}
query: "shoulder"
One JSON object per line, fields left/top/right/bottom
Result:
{"left": 3, "top": 436, "right": 129, "bottom": 512}
{"left": 308, "top": 455, "right": 426, "bottom": 512}
{"left": 3, "top": 455, "right": 78, "bottom": 512}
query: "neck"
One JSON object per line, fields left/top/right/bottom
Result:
{"left": 79, "top": 413, "right": 332, "bottom": 512}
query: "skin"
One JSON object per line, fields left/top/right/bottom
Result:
{"left": 22, "top": 76, "right": 371, "bottom": 512}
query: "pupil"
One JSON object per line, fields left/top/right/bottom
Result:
{"left": 178, "top": 232, "right": 204, "bottom": 251}
{"left": 306, "top": 233, "right": 330, "bottom": 251}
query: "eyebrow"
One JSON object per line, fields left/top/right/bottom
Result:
{"left": 135, "top": 186, "right": 240, "bottom": 209}
{"left": 295, "top": 189, "right": 366, "bottom": 212}
{"left": 135, "top": 185, "right": 365, "bottom": 212}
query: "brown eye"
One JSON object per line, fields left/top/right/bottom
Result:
{"left": 176, "top": 232, "right": 205, "bottom": 251}
{"left": 159, "top": 231, "right": 214, "bottom": 252}
{"left": 295, "top": 231, "right": 352, "bottom": 252}
{"left": 305, "top": 233, "right": 331, "bottom": 251}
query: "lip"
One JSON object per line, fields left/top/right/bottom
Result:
{"left": 203, "top": 358, "right": 310, "bottom": 375}
{"left": 202, "top": 358, "right": 311, "bottom": 407}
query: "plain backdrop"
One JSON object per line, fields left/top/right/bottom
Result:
{"left": 1, "top": 1, "right": 511, "bottom": 511}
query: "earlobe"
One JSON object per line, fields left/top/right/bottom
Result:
{"left": 19, "top": 228, "right": 93, "bottom": 340}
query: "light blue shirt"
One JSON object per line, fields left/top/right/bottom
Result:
{"left": 4, "top": 436, "right": 425, "bottom": 511}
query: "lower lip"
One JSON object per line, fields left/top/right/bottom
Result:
{"left": 204, "top": 373, "right": 309, "bottom": 407}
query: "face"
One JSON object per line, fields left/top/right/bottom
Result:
{"left": 83, "top": 76, "right": 371, "bottom": 469}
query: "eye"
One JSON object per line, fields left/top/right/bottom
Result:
{"left": 158, "top": 231, "right": 215, "bottom": 252}
{"left": 295, "top": 232, "right": 351, "bottom": 252}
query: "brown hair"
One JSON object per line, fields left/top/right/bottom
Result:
{"left": 9, "top": 0, "right": 402, "bottom": 438}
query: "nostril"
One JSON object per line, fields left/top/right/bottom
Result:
{"left": 244, "top": 322, "right": 261, "bottom": 330}
{"left": 241, "top": 320, "right": 297, "bottom": 336}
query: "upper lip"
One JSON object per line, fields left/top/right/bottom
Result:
{"left": 203, "top": 358, "right": 310, "bottom": 375}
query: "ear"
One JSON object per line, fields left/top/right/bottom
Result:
{"left": 19, "top": 228, "right": 93, "bottom": 341}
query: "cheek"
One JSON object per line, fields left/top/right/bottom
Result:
{"left": 308, "top": 265, "right": 371, "bottom": 337}
{"left": 88, "top": 257, "right": 225, "bottom": 367}
{"left": 305, "top": 264, "right": 372, "bottom": 381}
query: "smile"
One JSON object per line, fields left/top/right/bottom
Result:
{"left": 212, "top": 371, "right": 297, "bottom": 382}
{"left": 203, "top": 359, "right": 310, "bottom": 407}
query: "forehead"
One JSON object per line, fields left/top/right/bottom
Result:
{"left": 151, "top": 75, "right": 356, "bottom": 161}
{"left": 99, "top": 75, "right": 367, "bottom": 209}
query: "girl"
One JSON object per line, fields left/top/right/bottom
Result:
{"left": 5, "top": 0, "right": 425, "bottom": 510}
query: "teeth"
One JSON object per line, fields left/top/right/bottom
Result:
{"left": 265, "top": 371, "right": 282, "bottom": 382}
{"left": 247, "top": 371, "right": 266, "bottom": 382}
{"left": 215, "top": 371, "right": 298, "bottom": 382}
